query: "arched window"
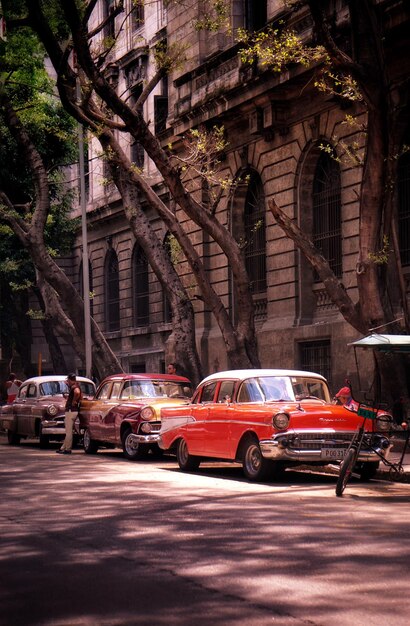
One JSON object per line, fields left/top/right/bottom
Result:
{"left": 312, "top": 152, "right": 342, "bottom": 279}
{"left": 133, "top": 244, "right": 149, "bottom": 327}
{"left": 105, "top": 249, "right": 120, "bottom": 332}
{"left": 244, "top": 171, "right": 267, "bottom": 294}
{"left": 398, "top": 150, "right": 410, "bottom": 266}
{"left": 79, "top": 260, "right": 94, "bottom": 317}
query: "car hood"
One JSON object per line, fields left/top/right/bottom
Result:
{"left": 81, "top": 396, "right": 190, "bottom": 420}
{"left": 130, "top": 397, "right": 190, "bottom": 419}
{"left": 279, "top": 401, "right": 377, "bottom": 430}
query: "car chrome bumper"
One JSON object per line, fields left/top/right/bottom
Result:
{"left": 259, "top": 429, "right": 391, "bottom": 463}
{"left": 128, "top": 433, "right": 160, "bottom": 445}
{"left": 41, "top": 420, "right": 65, "bottom": 435}
{"left": 42, "top": 417, "right": 82, "bottom": 437}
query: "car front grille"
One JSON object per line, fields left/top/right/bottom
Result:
{"left": 282, "top": 432, "right": 354, "bottom": 450}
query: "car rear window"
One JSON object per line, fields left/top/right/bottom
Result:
{"left": 79, "top": 382, "right": 95, "bottom": 396}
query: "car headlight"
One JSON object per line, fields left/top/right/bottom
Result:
{"left": 140, "top": 406, "right": 155, "bottom": 421}
{"left": 375, "top": 414, "right": 392, "bottom": 432}
{"left": 272, "top": 412, "right": 290, "bottom": 430}
{"left": 140, "top": 422, "right": 152, "bottom": 433}
{"left": 46, "top": 404, "right": 58, "bottom": 417}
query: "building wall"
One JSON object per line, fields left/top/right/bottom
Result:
{"left": 19, "top": 1, "right": 409, "bottom": 395}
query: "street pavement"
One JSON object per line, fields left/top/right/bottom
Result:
{"left": 1, "top": 434, "right": 410, "bottom": 626}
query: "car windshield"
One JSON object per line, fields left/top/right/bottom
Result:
{"left": 120, "top": 380, "right": 192, "bottom": 400}
{"left": 238, "top": 376, "right": 330, "bottom": 403}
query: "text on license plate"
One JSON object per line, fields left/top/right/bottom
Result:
{"left": 321, "top": 448, "right": 347, "bottom": 460}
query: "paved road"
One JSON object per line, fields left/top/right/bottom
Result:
{"left": 1, "top": 438, "right": 410, "bottom": 626}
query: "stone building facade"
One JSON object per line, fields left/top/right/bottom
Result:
{"left": 27, "top": 1, "right": 410, "bottom": 394}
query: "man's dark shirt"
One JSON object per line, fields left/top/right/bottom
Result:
{"left": 65, "top": 384, "right": 82, "bottom": 411}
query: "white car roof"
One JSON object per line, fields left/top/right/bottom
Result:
{"left": 200, "top": 369, "right": 327, "bottom": 384}
{"left": 22, "top": 375, "right": 95, "bottom": 385}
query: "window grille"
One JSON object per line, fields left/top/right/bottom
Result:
{"left": 105, "top": 250, "right": 120, "bottom": 331}
{"left": 244, "top": 172, "right": 266, "bottom": 294}
{"left": 398, "top": 151, "right": 410, "bottom": 266}
{"left": 154, "top": 95, "right": 168, "bottom": 135}
{"left": 132, "top": 0, "right": 145, "bottom": 31}
{"left": 299, "top": 340, "right": 332, "bottom": 383}
{"left": 133, "top": 245, "right": 149, "bottom": 326}
{"left": 312, "top": 152, "right": 342, "bottom": 279}
{"left": 103, "top": 0, "right": 116, "bottom": 39}
{"left": 131, "top": 141, "right": 144, "bottom": 169}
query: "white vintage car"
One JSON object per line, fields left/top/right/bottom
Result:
{"left": 0, "top": 375, "right": 95, "bottom": 448}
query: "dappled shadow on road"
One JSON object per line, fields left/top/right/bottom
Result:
{"left": 1, "top": 439, "right": 410, "bottom": 625}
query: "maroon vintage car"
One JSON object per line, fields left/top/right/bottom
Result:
{"left": 0, "top": 375, "right": 95, "bottom": 448}
{"left": 79, "top": 373, "right": 192, "bottom": 460}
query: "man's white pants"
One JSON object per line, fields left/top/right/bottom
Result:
{"left": 61, "top": 411, "right": 78, "bottom": 451}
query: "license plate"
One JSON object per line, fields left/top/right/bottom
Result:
{"left": 321, "top": 448, "right": 347, "bottom": 460}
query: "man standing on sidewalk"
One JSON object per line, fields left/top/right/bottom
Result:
{"left": 56, "top": 373, "right": 82, "bottom": 455}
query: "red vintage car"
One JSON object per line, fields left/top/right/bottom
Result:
{"left": 79, "top": 373, "right": 192, "bottom": 460}
{"left": 159, "top": 369, "right": 392, "bottom": 481}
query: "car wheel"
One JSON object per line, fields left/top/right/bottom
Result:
{"left": 122, "top": 429, "right": 148, "bottom": 461}
{"left": 357, "top": 461, "right": 379, "bottom": 481}
{"left": 176, "top": 438, "right": 201, "bottom": 471}
{"left": 83, "top": 428, "right": 99, "bottom": 455}
{"left": 242, "top": 437, "right": 272, "bottom": 481}
{"left": 7, "top": 430, "right": 21, "bottom": 445}
{"left": 38, "top": 425, "right": 49, "bottom": 449}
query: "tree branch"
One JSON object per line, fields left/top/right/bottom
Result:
{"left": 268, "top": 197, "right": 365, "bottom": 333}
{"left": 0, "top": 190, "right": 30, "bottom": 239}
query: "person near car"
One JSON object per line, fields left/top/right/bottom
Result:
{"left": 56, "top": 373, "right": 82, "bottom": 455}
{"left": 6, "top": 373, "right": 22, "bottom": 404}
{"left": 333, "top": 386, "right": 358, "bottom": 411}
{"left": 167, "top": 362, "right": 178, "bottom": 375}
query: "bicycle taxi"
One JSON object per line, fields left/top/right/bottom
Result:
{"left": 336, "top": 333, "right": 410, "bottom": 496}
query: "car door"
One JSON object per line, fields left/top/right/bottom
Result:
{"left": 203, "top": 380, "right": 237, "bottom": 458}
{"left": 11, "top": 384, "right": 29, "bottom": 435}
{"left": 206, "top": 380, "right": 236, "bottom": 459}
{"left": 86, "top": 381, "right": 113, "bottom": 441}
{"left": 19, "top": 383, "right": 38, "bottom": 436}
{"left": 98, "top": 381, "right": 122, "bottom": 443}
{"left": 188, "top": 381, "right": 218, "bottom": 456}
{"left": 187, "top": 381, "right": 218, "bottom": 456}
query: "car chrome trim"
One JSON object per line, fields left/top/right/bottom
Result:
{"left": 128, "top": 433, "right": 160, "bottom": 444}
{"left": 259, "top": 429, "right": 391, "bottom": 462}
